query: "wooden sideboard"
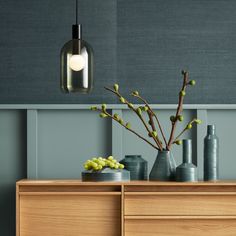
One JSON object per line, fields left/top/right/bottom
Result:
{"left": 16, "top": 180, "right": 236, "bottom": 236}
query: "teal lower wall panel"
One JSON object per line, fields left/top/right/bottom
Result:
{"left": 36, "top": 110, "right": 112, "bottom": 179}
{"left": 0, "top": 110, "right": 27, "bottom": 236}
{"left": 207, "top": 110, "right": 236, "bottom": 179}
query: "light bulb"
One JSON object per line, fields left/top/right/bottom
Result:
{"left": 69, "top": 54, "right": 85, "bottom": 71}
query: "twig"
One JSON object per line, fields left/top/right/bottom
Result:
{"left": 98, "top": 108, "right": 159, "bottom": 150}
{"left": 104, "top": 86, "right": 163, "bottom": 150}
{"left": 167, "top": 71, "right": 189, "bottom": 150}
{"left": 172, "top": 119, "right": 199, "bottom": 144}
{"left": 132, "top": 94, "right": 168, "bottom": 148}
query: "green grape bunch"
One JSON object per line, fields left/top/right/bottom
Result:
{"left": 83, "top": 156, "right": 125, "bottom": 172}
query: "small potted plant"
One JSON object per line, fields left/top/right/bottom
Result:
{"left": 91, "top": 71, "right": 201, "bottom": 180}
{"left": 82, "top": 156, "right": 130, "bottom": 182}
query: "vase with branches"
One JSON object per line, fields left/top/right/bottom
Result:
{"left": 91, "top": 71, "right": 201, "bottom": 180}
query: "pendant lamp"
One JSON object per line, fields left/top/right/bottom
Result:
{"left": 60, "top": 0, "right": 93, "bottom": 93}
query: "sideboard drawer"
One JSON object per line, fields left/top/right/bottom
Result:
{"left": 125, "top": 193, "right": 236, "bottom": 216}
{"left": 19, "top": 194, "right": 121, "bottom": 236}
{"left": 125, "top": 219, "right": 236, "bottom": 236}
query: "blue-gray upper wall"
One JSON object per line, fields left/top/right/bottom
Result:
{"left": 1, "top": 0, "right": 236, "bottom": 104}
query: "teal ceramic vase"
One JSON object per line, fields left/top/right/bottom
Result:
{"left": 176, "top": 139, "right": 198, "bottom": 182}
{"left": 120, "top": 155, "right": 148, "bottom": 180}
{"left": 204, "top": 125, "right": 219, "bottom": 181}
{"left": 149, "top": 150, "right": 176, "bottom": 181}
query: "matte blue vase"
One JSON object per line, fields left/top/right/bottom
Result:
{"left": 149, "top": 150, "right": 176, "bottom": 181}
{"left": 176, "top": 139, "right": 198, "bottom": 182}
{"left": 120, "top": 155, "right": 148, "bottom": 180}
{"left": 204, "top": 125, "right": 219, "bottom": 181}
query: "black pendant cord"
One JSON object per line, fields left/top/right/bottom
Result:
{"left": 72, "top": 0, "right": 82, "bottom": 40}
{"left": 72, "top": 0, "right": 81, "bottom": 53}
{"left": 76, "top": 0, "right": 78, "bottom": 24}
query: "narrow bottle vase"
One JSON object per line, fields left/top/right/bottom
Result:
{"left": 176, "top": 139, "right": 197, "bottom": 182}
{"left": 204, "top": 125, "right": 219, "bottom": 181}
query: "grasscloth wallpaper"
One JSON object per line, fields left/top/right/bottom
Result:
{"left": 0, "top": 0, "right": 236, "bottom": 104}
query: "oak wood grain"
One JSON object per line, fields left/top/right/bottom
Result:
{"left": 125, "top": 219, "right": 236, "bottom": 236}
{"left": 17, "top": 180, "right": 236, "bottom": 236}
{"left": 20, "top": 195, "right": 120, "bottom": 236}
{"left": 125, "top": 194, "right": 236, "bottom": 216}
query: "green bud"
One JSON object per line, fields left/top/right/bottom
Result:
{"left": 91, "top": 162, "right": 98, "bottom": 168}
{"left": 170, "top": 116, "right": 176, "bottom": 122}
{"left": 126, "top": 122, "right": 131, "bottom": 129}
{"left": 195, "top": 119, "right": 202, "bottom": 124}
{"left": 187, "top": 124, "right": 192, "bottom": 129}
{"left": 177, "top": 115, "right": 184, "bottom": 122}
{"left": 119, "top": 119, "right": 124, "bottom": 125}
{"left": 114, "top": 164, "right": 119, "bottom": 169}
{"left": 113, "top": 83, "right": 119, "bottom": 91}
{"left": 175, "top": 140, "right": 182, "bottom": 145}
{"left": 98, "top": 165, "right": 103, "bottom": 170}
{"left": 152, "top": 131, "right": 157, "bottom": 137}
{"left": 137, "top": 108, "right": 142, "bottom": 115}
{"left": 109, "top": 162, "right": 115, "bottom": 168}
{"left": 144, "top": 106, "right": 149, "bottom": 112}
{"left": 180, "top": 90, "right": 186, "bottom": 96}
{"left": 128, "top": 103, "right": 134, "bottom": 109}
{"left": 114, "top": 113, "right": 119, "bottom": 119}
{"left": 189, "top": 80, "right": 196, "bottom": 86}
{"left": 94, "top": 166, "right": 100, "bottom": 171}
{"left": 120, "top": 97, "right": 125, "bottom": 103}
{"left": 132, "top": 91, "right": 139, "bottom": 96}
{"left": 101, "top": 103, "right": 107, "bottom": 110}
{"left": 119, "top": 164, "right": 125, "bottom": 169}
{"left": 90, "top": 106, "right": 97, "bottom": 110}
{"left": 100, "top": 113, "right": 107, "bottom": 118}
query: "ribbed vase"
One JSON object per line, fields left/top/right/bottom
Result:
{"left": 120, "top": 155, "right": 147, "bottom": 180}
{"left": 204, "top": 125, "right": 219, "bottom": 181}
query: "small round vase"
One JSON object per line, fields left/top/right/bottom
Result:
{"left": 149, "top": 150, "right": 176, "bottom": 181}
{"left": 176, "top": 139, "right": 198, "bottom": 182}
{"left": 120, "top": 155, "right": 147, "bottom": 180}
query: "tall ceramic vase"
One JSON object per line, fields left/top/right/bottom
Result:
{"left": 149, "top": 150, "right": 176, "bottom": 181}
{"left": 176, "top": 139, "right": 197, "bottom": 182}
{"left": 204, "top": 125, "right": 219, "bottom": 181}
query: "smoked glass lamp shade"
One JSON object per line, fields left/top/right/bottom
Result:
{"left": 60, "top": 38, "right": 94, "bottom": 93}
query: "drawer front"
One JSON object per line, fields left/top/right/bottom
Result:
{"left": 20, "top": 195, "right": 120, "bottom": 236}
{"left": 125, "top": 194, "right": 236, "bottom": 216}
{"left": 125, "top": 219, "right": 236, "bottom": 236}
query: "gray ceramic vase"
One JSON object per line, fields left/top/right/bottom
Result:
{"left": 120, "top": 155, "right": 148, "bottom": 180}
{"left": 149, "top": 150, "right": 176, "bottom": 181}
{"left": 204, "top": 125, "right": 219, "bottom": 181}
{"left": 176, "top": 139, "right": 198, "bottom": 182}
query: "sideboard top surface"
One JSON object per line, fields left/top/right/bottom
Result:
{"left": 17, "top": 179, "right": 236, "bottom": 186}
